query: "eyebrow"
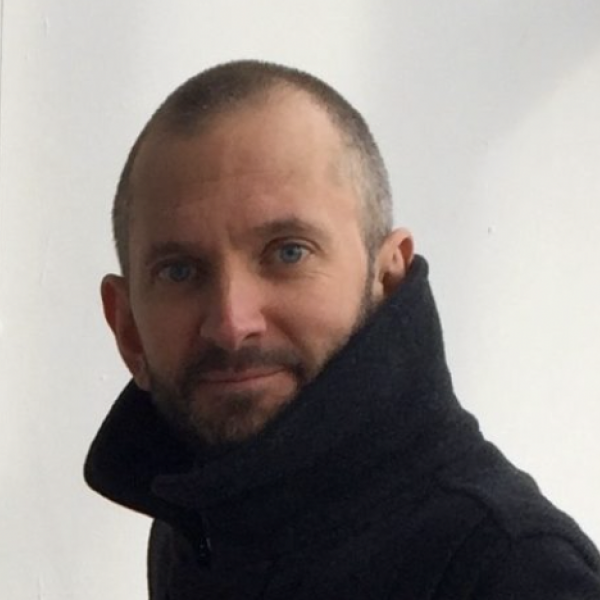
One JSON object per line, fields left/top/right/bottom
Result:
{"left": 142, "top": 217, "right": 331, "bottom": 267}
{"left": 249, "top": 217, "right": 331, "bottom": 244}
{"left": 143, "top": 241, "right": 208, "bottom": 268}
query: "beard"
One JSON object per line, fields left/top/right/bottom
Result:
{"left": 149, "top": 345, "right": 308, "bottom": 448}
{"left": 148, "top": 271, "right": 378, "bottom": 448}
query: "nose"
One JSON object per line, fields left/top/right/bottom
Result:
{"left": 200, "top": 269, "right": 268, "bottom": 351}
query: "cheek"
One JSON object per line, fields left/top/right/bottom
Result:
{"left": 271, "top": 284, "right": 364, "bottom": 356}
{"left": 133, "top": 301, "right": 201, "bottom": 369}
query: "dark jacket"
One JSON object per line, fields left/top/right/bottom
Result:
{"left": 85, "top": 256, "right": 600, "bottom": 599}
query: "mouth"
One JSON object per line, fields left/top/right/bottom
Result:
{"left": 198, "top": 368, "right": 285, "bottom": 385}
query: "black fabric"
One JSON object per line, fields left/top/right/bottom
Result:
{"left": 85, "top": 255, "right": 600, "bottom": 599}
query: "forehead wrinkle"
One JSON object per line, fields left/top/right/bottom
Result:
{"left": 132, "top": 140, "right": 324, "bottom": 212}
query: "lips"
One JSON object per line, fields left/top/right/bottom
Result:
{"left": 198, "top": 368, "right": 284, "bottom": 384}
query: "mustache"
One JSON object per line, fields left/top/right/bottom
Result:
{"left": 180, "top": 344, "right": 307, "bottom": 383}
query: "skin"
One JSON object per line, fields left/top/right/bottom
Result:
{"left": 101, "top": 88, "right": 414, "bottom": 446}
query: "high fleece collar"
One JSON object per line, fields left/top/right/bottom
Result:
{"left": 85, "top": 256, "right": 482, "bottom": 553}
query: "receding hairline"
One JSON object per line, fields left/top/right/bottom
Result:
{"left": 113, "top": 61, "right": 393, "bottom": 275}
{"left": 122, "top": 84, "right": 367, "bottom": 238}
{"left": 126, "top": 82, "right": 361, "bottom": 193}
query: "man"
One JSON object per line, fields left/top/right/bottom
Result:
{"left": 85, "top": 60, "right": 600, "bottom": 599}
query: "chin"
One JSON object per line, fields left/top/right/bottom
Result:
{"left": 186, "top": 388, "right": 295, "bottom": 446}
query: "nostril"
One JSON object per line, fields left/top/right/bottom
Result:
{"left": 199, "top": 292, "right": 267, "bottom": 351}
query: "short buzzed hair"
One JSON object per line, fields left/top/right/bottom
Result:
{"left": 112, "top": 59, "right": 393, "bottom": 275}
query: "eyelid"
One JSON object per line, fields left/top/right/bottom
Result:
{"left": 153, "top": 256, "right": 204, "bottom": 281}
{"left": 262, "top": 239, "right": 314, "bottom": 264}
{"left": 152, "top": 256, "right": 186, "bottom": 273}
{"left": 268, "top": 237, "right": 314, "bottom": 251}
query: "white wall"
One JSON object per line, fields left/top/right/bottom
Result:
{"left": 0, "top": 1, "right": 599, "bottom": 598}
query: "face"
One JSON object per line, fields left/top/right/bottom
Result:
{"left": 102, "top": 90, "right": 412, "bottom": 446}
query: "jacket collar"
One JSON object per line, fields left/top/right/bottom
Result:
{"left": 85, "top": 256, "right": 481, "bottom": 553}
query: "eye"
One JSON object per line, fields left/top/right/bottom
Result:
{"left": 274, "top": 243, "right": 309, "bottom": 265}
{"left": 157, "top": 261, "right": 197, "bottom": 283}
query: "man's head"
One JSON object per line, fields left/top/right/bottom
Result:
{"left": 101, "top": 60, "right": 413, "bottom": 446}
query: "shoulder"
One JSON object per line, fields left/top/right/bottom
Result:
{"left": 436, "top": 442, "right": 597, "bottom": 553}
{"left": 431, "top": 442, "right": 600, "bottom": 598}
{"left": 437, "top": 523, "right": 600, "bottom": 598}
{"left": 483, "top": 534, "right": 600, "bottom": 598}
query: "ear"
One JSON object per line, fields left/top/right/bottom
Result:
{"left": 371, "top": 228, "right": 414, "bottom": 302}
{"left": 100, "top": 274, "right": 150, "bottom": 390}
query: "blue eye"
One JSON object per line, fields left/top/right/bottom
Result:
{"left": 276, "top": 243, "right": 306, "bottom": 264}
{"left": 158, "top": 262, "right": 196, "bottom": 283}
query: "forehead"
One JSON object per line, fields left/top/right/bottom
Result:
{"left": 132, "top": 90, "right": 351, "bottom": 194}
{"left": 126, "top": 91, "right": 362, "bottom": 253}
